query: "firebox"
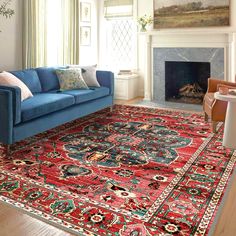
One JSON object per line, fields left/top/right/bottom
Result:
{"left": 165, "top": 61, "right": 210, "bottom": 104}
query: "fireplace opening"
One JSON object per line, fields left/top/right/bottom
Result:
{"left": 165, "top": 61, "right": 210, "bottom": 104}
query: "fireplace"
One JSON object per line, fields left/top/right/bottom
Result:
{"left": 141, "top": 31, "right": 236, "bottom": 102}
{"left": 165, "top": 61, "right": 210, "bottom": 104}
{"left": 152, "top": 47, "right": 225, "bottom": 103}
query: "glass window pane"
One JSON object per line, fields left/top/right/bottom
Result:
{"left": 105, "top": 18, "right": 137, "bottom": 73}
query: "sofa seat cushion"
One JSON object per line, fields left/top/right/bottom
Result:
{"left": 21, "top": 93, "right": 75, "bottom": 122}
{"left": 62, "top": 87, "right": 110, "bottom": 104}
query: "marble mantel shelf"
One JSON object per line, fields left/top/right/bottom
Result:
{"left": 140, "top": 29, "right": 236, "bottom": 36}
{"left": 140, "top": 30, "right": 236, "bottom": 45}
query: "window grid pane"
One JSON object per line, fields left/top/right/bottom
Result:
{"left": 107, "top": 19, "right": 137, "bottom": 72}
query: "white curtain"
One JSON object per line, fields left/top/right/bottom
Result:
{"left": 23, "top": 0, "right": 47, "bottom": 68}
{"left": 23, "top": 0, "right": 80, "bottom": 68}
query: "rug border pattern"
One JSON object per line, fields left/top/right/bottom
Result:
{"left": 143, "top": 130, "right": 216, "bottom": 221}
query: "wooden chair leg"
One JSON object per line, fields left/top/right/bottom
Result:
{"left": 204, "top": 112, "right": 208, "bottom": 122}
{"left": 212, "top": 121, "right": 217, "bottom": 133}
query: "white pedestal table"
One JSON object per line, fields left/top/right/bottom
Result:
{"left": 214, "top": 92, "right": 236, "bottom": 149}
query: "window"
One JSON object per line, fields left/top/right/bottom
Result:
{"left": 103, "top": 0, "right": 137, "bottom": 73}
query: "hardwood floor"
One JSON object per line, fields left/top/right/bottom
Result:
{"left": 211, "top": 171, "right": 236, "bottom": 236}
{"left": 114, "top": 97, "right": 143, "bottom": 105}
{"left": 0, "top": 98, "right": 235, "bottom": 236}
{"left": 0, "top": 203, "right": 73, "bottom": 236}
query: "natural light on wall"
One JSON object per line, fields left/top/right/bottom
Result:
{"left": 47, "top": 0, "right": 63, "bottom": 66}
{"left": 104, "top": 0, "right": 137, "bottom": 73}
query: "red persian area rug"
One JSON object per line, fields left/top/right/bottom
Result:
{"left": 0, "top": 105, "right": 235, "bottom": 236}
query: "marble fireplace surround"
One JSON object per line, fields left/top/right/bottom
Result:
{"left": 143, "top": 31, "right": 236, "bottom": 101}
{"left": 153, "top": 48, "right": 223, "bottom": 102}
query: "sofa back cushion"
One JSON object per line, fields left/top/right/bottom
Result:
{"left": 36, "top": 66, "right": 66, "bottom": 92}
{"left": 0, "top": 71, "right": 33, "bottom": 101}
{"left": 11, "top": 69, "right": 42, "bottom": 94}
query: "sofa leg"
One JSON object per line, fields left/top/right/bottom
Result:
{"left": 3, "top": 144, "right": 11, "bottom": 158}
{"left": 212, "top": 122, "right": 217, "bottom": 133}
{"left": 204, "top": 113, "right": 208, "bottom": 122}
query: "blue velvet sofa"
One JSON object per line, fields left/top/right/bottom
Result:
{"left": 0, "top": 67, "right": 114, "bottom": 148}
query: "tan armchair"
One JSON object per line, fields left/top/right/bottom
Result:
{"left": 203, "top": 78, "right": 236, "bottom": 132}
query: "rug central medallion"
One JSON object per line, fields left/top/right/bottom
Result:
{"left": 61, "top": 120, "right": 191, "bottom": 167}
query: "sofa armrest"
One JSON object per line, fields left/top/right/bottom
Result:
{"left": 0, "top": 85, "right": 21, "bottom": 125}
{"left": 96, "top": 71, "right": 114, "bottom": 96}
{"left": 207, "top": 78, "right": 236, "bottom": 93}
{"left": 0, "top": 89, "right": 14, "bottom": 144}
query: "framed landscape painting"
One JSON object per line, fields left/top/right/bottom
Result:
{"left": 154, "top": 0, "right": 230, "bottom": 29}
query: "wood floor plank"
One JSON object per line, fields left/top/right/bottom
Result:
{"left": 212, "top": 170, "right": 236, "bottom": 236}
{"left": 0, "top": 203, "right": 73, "bottom": 236}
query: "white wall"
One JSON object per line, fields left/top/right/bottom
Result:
{"left": 1, "top": 0, "right": 235, "bottom": 75}
{"left": 0, "top": 0, "right": 22, "bottom": 71}
{"left": 79, "top": 0, "right": 98, "bottom": 65}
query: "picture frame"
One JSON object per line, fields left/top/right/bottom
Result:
{"left": 80, "top": 2, "right": 91, "bottom": 23}
{"left": 154, "top": 0, "right": 230, "bottom": 29}
{"left": 80, "top": 26, "right": 91, "bottom": 46}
